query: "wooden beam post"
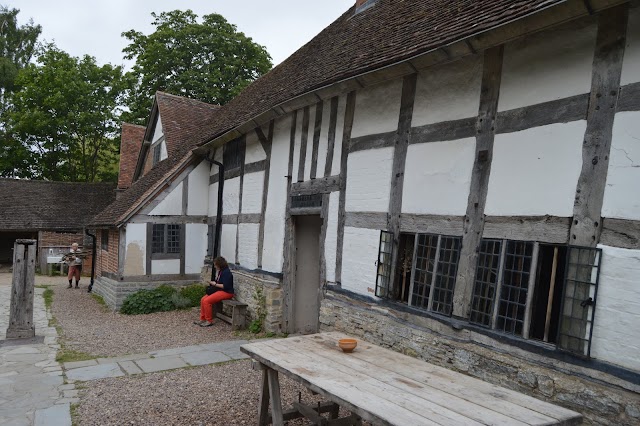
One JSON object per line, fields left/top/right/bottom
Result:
{"left": 283, "top": 111, "right": 298, "bottom": 333}
{"left": 298, "top": 106, "right": 310, "bottom": 182}
{"left": 236, "top": 136, "right": 247, "bottom": 265}
{"left": 571, "top": 4, "right": 628, "bottom": 247}
{"left": 6, "top": 239, "right": 37, "bottom": 339}
{"left": 388, "top": 73, "right": 418, "bottom": 298}
{"left": 310, "top": 100, "right": 324, "bottom": 180}
{"left": 453, "top": 46, "right": 504, "bottom": 319}
{"left": 324, "top": 96, "right": 340, "bottom": 177}
{"left": 258, "top": 121, "right": 274, "bottom": 268}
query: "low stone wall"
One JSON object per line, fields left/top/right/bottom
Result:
{"left": 320, "top": 291, "right": 640, "bottom": 426}
{"left": 201, "top": 265, "right": 284, "bottom": 333}
{"left": 94, "top": 276, "right": 198, "bottom": 310}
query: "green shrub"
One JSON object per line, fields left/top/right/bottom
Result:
{"left": 171, "top": 293, "right": 192, "bottom": 309}
{"left": 179, "top": 284, "right": 206, "bottom": 307}
{"left": 120, "top": 285, "right": 177, "bottom": 315}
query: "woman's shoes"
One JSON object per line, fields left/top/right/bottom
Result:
{"left": 193, "top": 320, "right": 207, "bottom": 326}
{"left": 200, "top": 321, "right": 214, "bottom": 327}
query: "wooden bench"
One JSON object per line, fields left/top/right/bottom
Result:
{"left": 214, "top": 299, "right": 248, "bottom": 330}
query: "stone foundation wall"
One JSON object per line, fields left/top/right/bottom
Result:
{"left": 201, "top": 265, "right": 284, "bottom": 333}
{"left": 320, "top": 291, "right": 640, "bottom": 426}
{"left": 94, "top": 276, "right": 196, "bottom": 310}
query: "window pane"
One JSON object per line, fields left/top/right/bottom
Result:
{"left": 375, "top": 231, "right": 394, "bottom": 298}
{"left": 410, "top": 234, "right": 438, "bottom": 310}
{"left": 223, "top": 139, "right": 242, "bottom": 170}
{"left": 153, "top": 144, "right": 161, "bottom": 165}
{"left": 431, "top": 236, "right": 462, "bottom": 316}
{"left": 152, "top": 224, "right": 165, "bottom": 254}
{"left": 167, "top": 224, "right": 181, "bottom": 254}
{"left": 470, "top": 239, "right": 502, "bottom": 326}
{"left": 496, "top": 241, "right": 533, "bottom": 336}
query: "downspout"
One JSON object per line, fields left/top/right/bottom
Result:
{"left": 84, "top": 229, "right": 97, "bottom": 293}
{"left": 204, "top": 155, "right": 224, "bottom": 281}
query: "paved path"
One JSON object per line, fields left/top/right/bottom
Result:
{"left": 0, "top": 273, "right": 251, "bottom": 425}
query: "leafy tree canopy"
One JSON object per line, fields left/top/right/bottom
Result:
{"left": 122, "top": 10, "right": 272, "bottom": 123}
{"left": 3, "top": 44, "right": 128, "bottom": 181}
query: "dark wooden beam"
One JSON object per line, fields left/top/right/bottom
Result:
{"left": 617, "top": 81, "right": 640, "bottom": 112}
{"left": 244, "top": 160, "right": 268, "bottom": 175}
{"left": 349, "top": 131, "right": 396, "bottom": 153}
{"left": 236, "top": 136, "right": 247, "bottom": 264}
{"left": 290, "top": 175, "right": 341, "bottom": 196}
{"left": 483, "top": 216, "right": 571, "bottom": 244}
{"left": 283, "top": 110, "right": 298, "bottom": 332}
{"left": 600, "top": 217, "right": 640, "bottom": 249}
{"left": 298, "top": 106, "right": 310, "bottom": 182}
{"left": 324, "top": 96, "right": 340, "bottom": 177}
{"left": 453, "top": 46, "right": 504, "bottom": 319}
{"left": 570, "top": 4, "right": 628, "bottom": 247}
{"left": 258, "top": 120, "right": 274, "bottom": 268}
{"left": 410, "top": 117, "right": 477, "bottom": 145}
{"left": 310, "top": 100, "right": 323, "bottom": 179}
{"left": 146, "top": 222, "right": 153, "bottom": 275}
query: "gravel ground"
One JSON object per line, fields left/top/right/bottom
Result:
{"left": 50, "top": 281, "right": 239, "bottom": 357}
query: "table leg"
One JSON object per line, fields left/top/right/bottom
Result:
{"left": 267, "top": 369, "right": 284, "bottom": 426}
{"left": 258, "top": 369, "right": 270, "bottom": 426}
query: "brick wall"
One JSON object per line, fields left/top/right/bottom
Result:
{"left": 95, "top": 228, "right": 119, "bottom": 278}
{"left": 39, "top": 231, "right": 84, "bottom": 248}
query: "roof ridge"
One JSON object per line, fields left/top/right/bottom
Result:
{"left": 156, "top": 91, "right": 221, "bottom": 110}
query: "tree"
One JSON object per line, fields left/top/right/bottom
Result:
{"left": 122, "top": 10, "right": 272, "bottom": 123}
{"left": 4, "top": 44, "right": 128, "bottom": 181}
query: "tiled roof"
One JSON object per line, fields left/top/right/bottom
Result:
{"left": 0, "top": 179, "right": 116, "bottom": 231}
{"left": 155, "top": 92, "right": 220, "bottom": 158}
{"left": 199, "top": 0, "right": 565, "bottom": 143}
{"left": 118, "top": 123, "right": 145, "bottom": 190}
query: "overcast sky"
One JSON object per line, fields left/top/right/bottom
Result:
{"left": 5, "top": 0, "right": 354, "bottom": 67}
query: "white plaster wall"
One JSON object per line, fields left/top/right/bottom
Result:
{"left": 499, "top": 17, "right": 597, "bottom": 112}
{"left": 402, "top": 138, "right": 475, "bottom": 215}
{"left": 187, "top": 161, "right": 210, "bottom": 215}
{"left": 150, "top": 182, "right": 183, "bottom": 216}
{"left": 345, "top": 147, "right": 393, "bottom": 212}
{"left": 210, "top": 149, "right": 223, "bottom": 175}
{"left": 263, "top": 115, "right": 292, "bottom": 273}
{"left": 160, "top": 141, "right": 168, "bottom": 161}
{"left": 304, "top": 104, "right": 316, "bottom": 182}
{"left": 152, "top": 114, "right": 163, "bottom": 143}
{"left": 124, "top": 223, "right": 146, "bottom": 276}
{"left": 590, "top": 245, "right": 640, "bottom": 372}
{"left": 485, "top": 121, "right": 586, "bottom": 216}
{"left": 292, "top": 110, "right": 303, "bottom": 182}
{"left": 238, "top": 223, "right": 259, "bottom": 270}
{"left": 186, "top": 224, "right": 208, "bottom": 274}
{"left": 331, "top": 95, "right": 347, "bottom": 177}
{"left": 221, "top": 224, "right": 237, "bottom": 263}
{"left": 341, "top": 226, "right": 380, "bottom": 297}
{"left": 208, "top": 182, "right": 218, "bottom": 217}
{"left": 151, "top": 259, "right": 180, "bottom": 275}
{"left": 223, "top": 177, "right": 240, "bottom": 216}
{"left": 316, "top": 100, "right": 331, "bottom": 178}
{"left": 241, "top": 171, "right": 264, "bottom": 214}
{"left": 325, "top": 191, "right": 340, "bottom": 283}
{"left": 351, "top": 79, "right": 402, "bottom": 138}
{"left": 602, "top": 111, "right": 640, "bottom": 220}
{"left": 413, "top": 55, "right": 482, "bottom": 127}
{"left": 245, "top": 131, "right": 267, "bottom": 164}
{"left": 621, "top": 6, "right": 640, "bottom": 85}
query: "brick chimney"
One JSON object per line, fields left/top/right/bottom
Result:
{"left": 117, "top": 123, "right": 146, "bottom": 192}
{"left": 355, "top": 0, "right": 377, "bottom": 14}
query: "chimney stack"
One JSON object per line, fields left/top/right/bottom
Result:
{"left": 355, "top": 0, "right": 377, "bottom": 14}
{"left": 117, "top": 123, "right": 146, "bottom": 194}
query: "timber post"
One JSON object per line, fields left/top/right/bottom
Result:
{"left": 6, "top": 239, "right": 37, "bottom": 339}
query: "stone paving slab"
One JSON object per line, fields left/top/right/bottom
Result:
{"left": 136, "top": 355, "right": 188, "bottom": 373}
{"left": 63, "top": 359, "right": 98, "bottom": 369}
{"left": 65, "top": 363, "right": 125, "bottom": 381}
{"left": 96, "top": 353, "right": 150, "bottom": 364}
{"left": 150, "top": 345, "right": 204, "bottom": 358}
{"left": 34, "top": 403, "right": 71, "bottom": 426}
{"left": 119, "top": 360, "right": 143, "bottom": 375}
{"left": 181, "top": 350, "right": 232, "bottom": 366}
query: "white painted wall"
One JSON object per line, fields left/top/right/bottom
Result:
{"left": 242, "top": 171, "right": 264, "bottom": 214}
{"left": 238, "top": 223, "right": 259, "bottom": 270}
{"left": 160, "top": 141, "right": 168, "bottom": 161}
{"left": 210, "top": 149, "right": 223, "bottom": 175}
{"left": 124, "top": 223, "right": 146, "bottom": 276}
{"left": 221, "top": 224, "right": 237, "bottom": 263}
{"left": 186, "top": 224, "right": 208, "bottom": 274}
{"left": 150, "top": 182, "right": 183, "bottom": 216}
{"left": 152, "top": 114, "right": 163, "bottom": 143}
{"left": 341, "top": 226, "right": 380, "bottom": 297}
{"left": 245, "top": 131, "right": 267, "bottom": 164}
{"left": 351, "top": 79, "right": 402, "bottom": 138}
{"left": 499, "top": 17, "right": 597, "bottom": 112}
{"left": 331, "top": 95, "right": 347, "bottom": 177}
{"left": 151, "top": 259, "right": 180, "bottom": 275}
{"left": 292, "top": 109, "right": 303, "bottom": 182}
{"left": 346, "top": 147, "right": 393, "bottom": 212}
{"left": 602, "top": 111, "right": 640, "bottom": 220}
{"left": 263, "top": 115, "right": 292, "bottom": 273}
{"left": 187, "top": 161, "right": 210, "bottom": 215}
{"left": 402, "top": 138, "right": 475, "bottom": 216}
{"left": 304, "top": 104, "right": 316, "bottom": 182}
{"left": 325, "top": 191, "right": 340, "bottom": 283}
{"left": 208, "top": 182, "right": 219, "bottom": 217}
{"left": 413, "top": 55, "right": 482, "bottom": 127}
{"left": 621, "top": 6, "right": 640, "bottom": 85}
{"left": 316, "top": 100, "right": 331, "bottom": 178}
{"left": 590, "top": 245, "right": 640, "bottom": 372}
{"left": 223, "top": 177, "right": 241, "bottom": 216}
{"left": 485, "top": 121, "right": 586, "bottom": 216}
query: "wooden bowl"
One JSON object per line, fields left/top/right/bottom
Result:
{"left": 338, "top": 338, "right": 357, "bottom": 353}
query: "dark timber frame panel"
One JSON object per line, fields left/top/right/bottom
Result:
{"left": 453, "top": 46, "right": 504, "bottom": 319}
{"left": 257, "top": 121, "right": 274, "bottom": 268}
{"left": 283, "top": 111, "right": 298, "bottom": 332}
{"left": 310, "top": 100, "right": 323, "bottom": 179}
{"left": 570, "top": 4, "right": 628, "bottom": 247}
{"left": 387, "top": 73, "right": 418, "bottom": 290}
{"left": 297, "top": 106, "right": 310, "bottom": 183}
{"left": 324, "top": 97, "right": 340, "bottom": 177}
{"left": 235, "top": 136, "right": 247, "bottom": 264}
{"left": 335, "top": 92, "right": 357, "bottom": 285}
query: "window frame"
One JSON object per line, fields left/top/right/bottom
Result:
{"left": 152, "top": 142, "right": 162, "bottom": 165}
{"left": 151, "top": 223, "right": 182, "bottom": 259}
{"left": 101, "top": 229, "right": 109, "bottom": 251}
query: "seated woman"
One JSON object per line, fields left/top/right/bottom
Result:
{"left": 195, "top": 256, "right": 234, "bottom": 327}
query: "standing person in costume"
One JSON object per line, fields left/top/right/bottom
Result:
{"left": 65, "top": 243, "right": 83, "bottom": 289}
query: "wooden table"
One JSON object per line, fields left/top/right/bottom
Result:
{"left": 240, "top": 332, "right": 582, "bottom": 426}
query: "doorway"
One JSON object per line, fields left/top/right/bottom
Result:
{"left": 293, "top": 215, "right": 323, "bottom": 334}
